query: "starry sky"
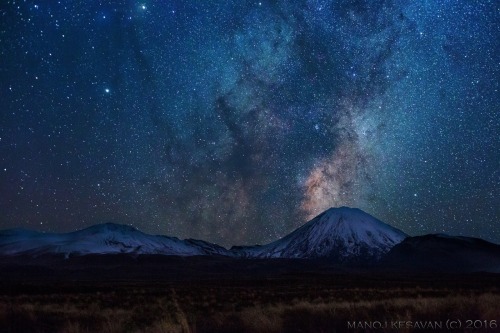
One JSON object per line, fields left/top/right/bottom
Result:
{"left": 0, "top": 0, "right": 498, "bottom": 247}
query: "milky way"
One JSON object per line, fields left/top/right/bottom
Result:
{"left": 1, "top": 0, "right": 498, "bottom": 246}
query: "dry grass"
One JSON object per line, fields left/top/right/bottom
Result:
{"left": 0, "top": 279, "right": 498, "bottom": 333}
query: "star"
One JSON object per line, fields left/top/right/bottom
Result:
{"left": 0, "top": 0, "right": 497, "bottom": 246}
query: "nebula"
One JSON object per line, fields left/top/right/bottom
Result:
{"left": 1, "top": 0, "right": 498, "bottom": 246}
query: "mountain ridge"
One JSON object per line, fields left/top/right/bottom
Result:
{"left": 0, "top": 222, "right": 231, "bottom": 257}
{"left": 1, "top": 207, "right": 499, "bottom": 273}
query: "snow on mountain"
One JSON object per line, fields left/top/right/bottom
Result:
{"left": 0, "top": 207, "right": 407, "bottom": 261}
{"left": 231, "top": 207, "right": 408, "bottom": 262}
{"left": 1, "top": 208, "right": 498, "bottom": 273}
{"left": 0, "top": 223, "right": 231, "bottom": 257}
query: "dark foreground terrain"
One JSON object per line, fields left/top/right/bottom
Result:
{"left": 0, "top": 255, "right": 499, "bottom": 333}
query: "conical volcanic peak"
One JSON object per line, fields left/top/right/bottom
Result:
{"left": 306, "top": 207, "right": 408, "bottom": 247}
{"left": 232, "top": 207, "right": 408, "bottom": 262}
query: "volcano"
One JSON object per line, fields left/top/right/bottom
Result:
{"left": 231, "top": 207, "right": 408, "bottom": 263}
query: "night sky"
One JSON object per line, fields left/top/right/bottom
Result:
{"left": 1, "top": 0, "right": 498, "bottom": 247}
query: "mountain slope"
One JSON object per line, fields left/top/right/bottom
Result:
{"left": 231, "top": 207, "right": 408, "bottom": 262}
{"left": 0, "top": 223, "right": 231, "bottom": 257}
{"left": 3, "top": 208, "right": 497, "bottom": 273}
{"left": 383, "top": 234, "right": 500, "bottom": 273}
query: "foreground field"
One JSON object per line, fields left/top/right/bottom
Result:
{"left": 0, "top": 273, "right": 499, "bottom": 333}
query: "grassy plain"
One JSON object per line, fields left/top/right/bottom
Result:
{"left": 1, "top": 272, "right": 498, "bottom": 333}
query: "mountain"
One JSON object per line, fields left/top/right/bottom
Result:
{"left": 0, "top": 208, "right": 408, "bottom": 263}
{"left": 2, "top": 208, "right": 498, "bottom": 273}
{"left": 0, "top": 223, "right": 231, "bottom": 257}
{"left": 383, "top": 234, "right": 500, "bottom": 273}
{"left": 231, "top": 207, "right": 408, "bottom": 263}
